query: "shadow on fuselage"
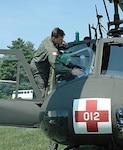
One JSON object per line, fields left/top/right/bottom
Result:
{"left": 39, "top": 75, "right": 88, "bottom": 146}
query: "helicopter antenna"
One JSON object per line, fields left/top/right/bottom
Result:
{"left": 95, "top": 5, "right": 103, "bottom": 38}
{"left": 88, "top": 24, "right": 92, "bottom": 39}
{"left": 91, "top": 25, "right": 97, "bottom": 39}
{"left": 103, "top": 0, "right": 110, "bottom": 23}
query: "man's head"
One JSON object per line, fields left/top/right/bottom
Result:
{"left": 51, "top": 27, "right": 65, "bottom": 45}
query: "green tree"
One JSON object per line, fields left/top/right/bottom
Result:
{"left": 0, "top": 38, "right": 35, "bottom": 98}
{"left": 7, "top": 38, "right": 35, "bottom": 63}
{"left": 0, "top": 38, "right": 35, "bottom": 80}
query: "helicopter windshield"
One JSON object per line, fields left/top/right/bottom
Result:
{"left": 57, "top": 40, "right": 96, "bottom": 83}
{"left": 101, "top": 43, "right": 123, "bottom": 76}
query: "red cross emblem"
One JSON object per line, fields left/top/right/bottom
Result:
{"left": 75, "top": 100, "right": 109, "bottom": 132}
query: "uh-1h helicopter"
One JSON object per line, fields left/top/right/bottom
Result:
{"left": 40, "top": 0, "right": 123, "bottom": 150}
{"left": 0, "top": 0, "right": 123, "bottom": 150}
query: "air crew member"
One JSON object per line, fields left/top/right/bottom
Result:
{"left": 30, "top": 27, "right": 82, "bottom": 102}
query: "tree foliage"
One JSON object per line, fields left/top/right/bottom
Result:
{"left": 0, "top": 38, "right": 35, "bottom": 99}
{"left": 0, "top": 38, "right": 35, "bottom": 80}
{"left": 7, "top": 38, "right": 35, "bottom": 63}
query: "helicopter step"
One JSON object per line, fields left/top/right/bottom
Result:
{"left": 63, "top": 146, "right": 79, "bottom": 150}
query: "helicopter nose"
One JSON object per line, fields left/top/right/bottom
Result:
{"left": 39, "top": 75, "right": 88, "bottom": 145}
{"left": 39, "top": 107, "right": 70, "bottom": 144}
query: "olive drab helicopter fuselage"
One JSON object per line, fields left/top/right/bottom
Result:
{"left": 40, "top": 37, "right": 123, "bottom": 149}
{"left": 40, "top": 0, "right": 123, "bottom": 149}
{"left": 0, "top": 0, "right": 123, "bottom": 150}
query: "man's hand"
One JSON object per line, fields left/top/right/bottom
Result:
{"left": 71, "top": 69, "right": 83, "bottom": 76}
{"left": 59, "top": 41, "right": 68, "bottom": 49}
{"left": 62, "top": 41, "right": 68, "bottom": 48}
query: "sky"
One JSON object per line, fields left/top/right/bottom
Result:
{"left": 0, "top": 0, "right": 123, "bottom": 49}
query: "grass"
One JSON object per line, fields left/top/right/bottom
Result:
{"left": 0, "top": 126, "right": 65, "bottom": 150}
{"left": 0, "top": 126, "right": 106, "bottom": 150}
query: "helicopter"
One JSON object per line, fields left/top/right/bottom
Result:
{"left": 39, "top": 0, "right": 123, "bottom": 149}
{"left": 0, "top": 0, "right": 123, "bottom": 150}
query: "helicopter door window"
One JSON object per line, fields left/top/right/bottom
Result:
{"left": 61, "top": 47, "right": 94, "bottom": 73}
{"left": 57, "top": 46, "right": 94, "bottom": 84}
{"left": 101, "top": 43, "right": 123, "bottom": 76}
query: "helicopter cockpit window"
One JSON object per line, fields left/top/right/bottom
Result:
{"left": 101, "top": 43, "right": 123, "bottom": 76}
{"left": 61, "top": 47, "right": 94, "bottom": 73}
{"left": 57, "top": 41, "right": 95, "bottom": 82}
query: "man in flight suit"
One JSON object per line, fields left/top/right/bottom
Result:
{"left": 30, "top": 27, "right": 82, "bottom": 102}
{"left": 30, "top": 27, "right": 83, "bottom": 150}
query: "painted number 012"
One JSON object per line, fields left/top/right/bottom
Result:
{"left": 83, "top": 112, "right": 100, "bottom": 121}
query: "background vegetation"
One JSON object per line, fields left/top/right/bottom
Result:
{"left": 0, "top": 38, "right": 35, "bottom": 99}
{"left": 0, "top": 126, "right": 65, "bottom": 150}
{"left": 0, "top": 38, "right": 35, "bottom": 81}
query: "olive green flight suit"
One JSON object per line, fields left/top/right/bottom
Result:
{"left": 30, "top": 36, "right": 73, "bottom": 100}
